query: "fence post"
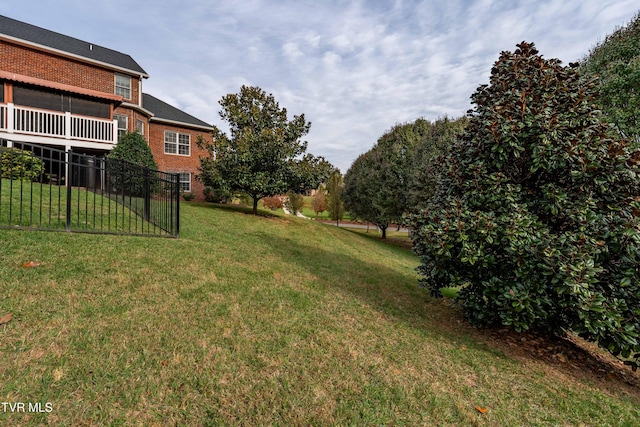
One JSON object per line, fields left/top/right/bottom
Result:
{"left": 143, "top": 167, "right": 151, "bottom": 222}
{"left": 175, "top": 173, "right": 180, "bottom": 237}
{"left": 65, "top": 148, "right": 72, "bottom": 231}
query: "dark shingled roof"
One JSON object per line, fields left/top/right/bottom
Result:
{"left": 0, "top": 14, "right": 147, "bottom": 76}
{"left": 143, "top": 93, "right": 212, "bottom": 129}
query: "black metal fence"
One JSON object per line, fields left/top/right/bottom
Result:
{"left": 0, "top": 141, "right": 180, "bottom": 237}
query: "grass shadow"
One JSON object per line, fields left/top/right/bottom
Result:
{"left": 268, "top": 230, "right": 640, "bottom": 400}
{"left": 266, "top": 232, "right": 474, "bottom": 342}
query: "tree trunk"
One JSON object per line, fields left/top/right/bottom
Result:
{"left": 253, "top": 197, "right": 259, "bottom": 215}
{"left": 381, "top": 226, "right": 387, "bottom": 239}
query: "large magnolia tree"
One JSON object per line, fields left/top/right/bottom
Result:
{"left": 409, "top": 42, "right": 640, "bottom": 368}
{"left": 198, "top": 85, "right": 330, "bottom": 214}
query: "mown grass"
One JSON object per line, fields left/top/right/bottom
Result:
{"left": 1, "top": 202, "right": 639, "bottom": 425}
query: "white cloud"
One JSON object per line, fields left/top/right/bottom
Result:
{"left": 283, "top": 42, "right": 304, "bottom": 62}
{"left": 1, "top": 0, "right": 638, "bottom": 171}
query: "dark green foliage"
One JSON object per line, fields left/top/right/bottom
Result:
{"left": 344, "top": 119, "right": 459, "bottom": 237}
{"left": 1, "top": 147, "right": 45, "bottom": 181}
{"left": 343, "top": 150, "right": 391, "bottom": 237}
{"left": 107, "top": 132, "right": 158, "bottom": 196}
{"left": 408, "top": 117, "right": 468, "bottom": 211}
{"left": 284, "top": 191, "right": 305, "bottom": 215}
{"left": 409, "top": 42, "right": 640, "bottom": 367}
{"left": 581, "top": 12, "right": 640, "bottom": 145}
{"left": 202, "top": 179, "right": 232, "bottom": 204}
{"left": 290, "top": 153, "right": 334, "bottom": 194}
{"left": 108, "top": 132, "right": 158, "bottom": 170}
{"left": 197, "top": 85, "right": 331, "bottom": 214}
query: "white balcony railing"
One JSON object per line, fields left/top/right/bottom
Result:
{"left": 0, "top": 103, "right": 117, "bottom": 145}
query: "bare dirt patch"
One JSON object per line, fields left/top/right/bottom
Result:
{"left": 431, "top": 299, "right": 640, "bottom": 401}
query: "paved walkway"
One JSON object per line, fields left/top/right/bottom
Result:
{"left": 281, "top": 206, "right": 311, "bottom": 219}
{"left": 280, "top": 207, "right": 410, "bottom": 233}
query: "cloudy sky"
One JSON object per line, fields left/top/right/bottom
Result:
{"left": 2, "top": 1, "right": 638, "bottom": 171}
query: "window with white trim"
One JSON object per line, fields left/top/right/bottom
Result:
{"left": 115, "top": 74, "right": 131, "bottom": 99}
{"left": 136, "top": 119, "right": 144, "bottom": 135}
{"left": 178, "top": 172, "right": 191, "bottom": 192}
{"left": 114, "top": 114, "right": 128, "bottom": 140}
{"left": 164, "top": 131, "right": 190, "bottom": 156}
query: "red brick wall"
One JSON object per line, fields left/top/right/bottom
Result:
{"left": 148, "top": 122, "right": 212, "bottom": 201}
{"left": 113, "top": 107, "right": 150, "bottom": 134}
{"left": 0, "top": 40, "right": 141, "bottom": 102}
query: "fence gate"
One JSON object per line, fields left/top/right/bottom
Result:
{"left": 0, "top": 141, "right": 180, "bottom": 237}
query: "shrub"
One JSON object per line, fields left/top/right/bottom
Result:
{"left": 108, "top": 132, "right": 158, "bottom": 170}
{"left": 107, "top": 132, "right": 158, "bottom": 196}
{"left": 1, "top": 147, "right": 45, "bottom": 182}
{"left": 409, "top": 42, "right": 640, "bottom": 368}
{"left": 182, "top": 192, "right": 195, "bottom": 201}
{"left": 202, "top": 183, "right": 231, "bottom": 203}
{"left": 263, "top": 195, "right": 284, "bottom": 211}
{"left": 284, "top": 191, "right": 305, "bottom": 215}
{"left": 203, "top": 187, "right": 215, "bottom": 202}
{"left": 311, "top": 185, "right": 327, "bottom": 219}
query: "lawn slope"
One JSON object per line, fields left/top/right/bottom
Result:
{"left": 0, "top": 202, "right": 638, "bottom": 425}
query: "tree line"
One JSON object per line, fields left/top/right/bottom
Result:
{"left": 342, "top": 116, "right": 467, "bottom": 238}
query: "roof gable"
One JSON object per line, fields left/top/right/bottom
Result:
{"left": 0, "top": 15, "right": 147, "bottom": 76}
{"left": 143, "top": 93, "right": 212, "bottom": 130}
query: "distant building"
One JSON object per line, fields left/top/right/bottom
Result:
{"left": 0, "top": 14, "right": 211, "bottom": 199}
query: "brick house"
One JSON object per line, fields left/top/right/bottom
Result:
{"left": 0, "top": 14, "right": 212, "bottom": 200}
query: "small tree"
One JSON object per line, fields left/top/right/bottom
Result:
{"left": 107, "top": 132, "right": 158, "bottom": 196}
{"left": 284, "top": 191, "right": 305, "bottom": 215}
{"left": 311, "top": 184, "right": 327, "bottom": 219}
{"left": 409, "top": 42, "right": 640, "bottom": 368}
{"left": 343, "top": 150, "right": 385, "bottom": 233}
{"left": 263, "top": 195, "right": 284, "bottom": 211}
{"left": 198, "top": 85, "right": 316, "bottom": 214}
{"left": 326, "top": 169, "right": 344, "bottom": 226}
{"left": 108, "top": 132, "right": 157, "bottom": 169}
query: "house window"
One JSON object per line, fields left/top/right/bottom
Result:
{"left": 115, "top": 74, "right": 131, "bottom": 99}
{"left": 114, "top": 114, "right": 128, "bottom": 140}
{"left": 164, "top": 131, "right": 190, "bottom": 156}
{"left": 136, "top": 120, "right": 144, "bottom": 135}
{"left": 178, "top": 172, "right": 191, "bottom": 192}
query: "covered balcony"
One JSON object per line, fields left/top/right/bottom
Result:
{"left": 0, "top": 71, "right": 124, "bottom": 151}
{"left": 0, "top": 102, "right": 117, "bottom": 148}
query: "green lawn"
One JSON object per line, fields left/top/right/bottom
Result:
{"left": 0, "top": 202, "right": 638, "bottom": 425}
{"left": 0, "top": 178, "right": 172, "bottom": 236}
